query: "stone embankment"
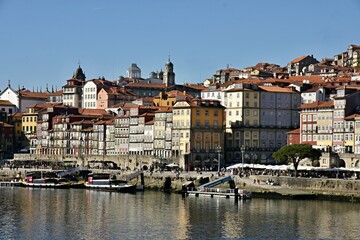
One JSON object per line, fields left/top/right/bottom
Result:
{"left": 2, "top": 168, "right": 360, "bottom": 202}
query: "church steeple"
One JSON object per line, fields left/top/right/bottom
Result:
{"left": 72, "top": 65, "right": 86, "bottom": 81}
{"left": 163, "top": 58, "right": 175, "bottom": 87}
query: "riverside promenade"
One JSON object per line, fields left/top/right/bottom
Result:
{"left": 2, "top": 167, "right": 360, "bottom": 202}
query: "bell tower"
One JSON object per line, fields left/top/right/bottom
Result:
{"left": 163, "top": 58, "right": 175, "bottom": 86}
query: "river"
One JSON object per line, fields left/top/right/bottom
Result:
{"left": 0, "top": 187, "right": 359, "bottom": 239}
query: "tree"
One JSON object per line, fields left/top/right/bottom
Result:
{"left": 272, "top": 144, "right": 322, "bottom": 177}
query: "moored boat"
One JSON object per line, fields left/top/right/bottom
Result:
{"left": 21, "top": 171, "right": 72, "bottom": 188}
{"left": 84, "top": 173, "right": 136, "bottom": 193}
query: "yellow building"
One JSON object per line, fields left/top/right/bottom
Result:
{"left": 22, "top": 104, "right": 49, "bottom": 154}
{"left": 153, "top": 90, "right": 190, "bottom": 107}
{"left": 172, "top": 99, "right": 225, "bottom": 170}
{"left": 315, "top": 101, "right": 334, "bottom": 150}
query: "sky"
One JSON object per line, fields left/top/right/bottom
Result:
{"left": 1, "top": 0, "right": 360, "bottom": 91}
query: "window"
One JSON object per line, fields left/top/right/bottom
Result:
{"left": 196, "top": 110, "right": 200, "bottom": 116}
{"left": 205, "top": 110, "right": 209, "bottom": 116}
{"left": 214, "top": 120, "right": 218, "bottom": 129}
{"left": 214, "top": 110, "right": 218, "bottom": 116}
{"left": 205, "top": 120, "right": 209, "bottom": 128}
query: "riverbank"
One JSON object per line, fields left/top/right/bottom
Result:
{"left": 2, "top": 168, "right": 360, "bottom": 202}
{"left": 141, "top": 171, "right": 360, "bottom": 202}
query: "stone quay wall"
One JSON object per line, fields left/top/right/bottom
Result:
{"left": 252, "top": 175, "right": 360, "bottom": 192}
{"left": 11, "top": 153, "right": 181, "bottom": 170}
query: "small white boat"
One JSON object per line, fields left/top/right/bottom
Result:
{"left": 84, "top": 173, "right": 136, "bottom": 193}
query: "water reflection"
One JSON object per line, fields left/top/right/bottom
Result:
{"left": 1, "top": 188, "right": 360, "bottom": 239}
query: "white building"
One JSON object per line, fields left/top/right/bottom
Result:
{"left": 0, "top": 83, "right": 48, "bottom": 113}
{"left": 82, "top": 81, "right": 97, "bottom": 109}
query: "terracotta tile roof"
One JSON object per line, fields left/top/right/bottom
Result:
{"left": 138, "top": 97, "right": 154, "bottom": 102}
{"left": 106, "top": 119, "right": 115, "bottom": 124}
{"left": 240, "top": 78, "right": 264, "bottom": 84}
{"left": 78, "top": 108, "right": 110, "bottom": 116}
{"left": 300, "top": 100, "right": 334, "bottom": 109}
{"left": 183, "top": 84, "right": 207, "bottom": 91}
{"left": 290, "top": 56, "right": 308, "bottom": 64}
{"left": 262, "top": 78, "right": 293, "bottom": 84}
{"left": 287, "top": 128, "right": 300, "bottom": 134}
{"left": 71, "top": 119, "right": 95, "bottom": 125}
{"left": 139, "top": 112, "right": 155, "bottom": 117}
{"left": 0, "top": 100, "right": 15, "bottom": 106}
{"left": 19, "top": 90, "right": 48, "bottom": 99}
{"left": 155, "top": 106, "right": 173, "bottom": 113}
{"left": 258, "top": 86, "right": 295, "bottom": 93}
{"left": 48, "top": 90, "right": 63, "bottom": 96}
{"left": 138, "top": 106, "right": 160, "bottom": 111}
{"left": 165, "top": 90, "right": 188, "bottom": 96}
{"left": 288, "top": 76, "right": 324, "bottom": 84}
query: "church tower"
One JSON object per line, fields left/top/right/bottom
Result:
{"left": 73, "top": 65, "right": 86, "bottom": 81}
{"left": 163, "top": 58, "right": 175, "bottom": 86}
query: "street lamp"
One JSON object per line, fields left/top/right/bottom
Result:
{"left": 241, "top": 145, "right": 245, "bottom": 174}
{"left": 216, "top": 145, "right": 221, "bottom": 173}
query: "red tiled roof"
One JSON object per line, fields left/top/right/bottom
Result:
{"left": 48, "top": 90, "right": 63, "bottom": 96}
{"left": 288, "top": 76, "right": 324, "bottom": 84}
{"left": 300, "top": 100, "right": 334, "bottom": 109}
{"left": 258, "top": 86, "right": 295, "bottom": 93}
{"left": 290, "top": 56, "right": 308, "bottom": 64}
{"left": 183, "top": 84, "right": 207, "bottom": 90}
{"left": 19, "top": 90, "right": 48, "bottom": 99}
{"left": 78, "top": 108, "right": 110, "bottom": 116}
{"left": 0, "top": 100, "right": 15, "bottom": 106}
{"left": 287, "top": 128, "right": 300, "bottom": 134}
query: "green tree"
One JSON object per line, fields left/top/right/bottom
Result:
{"left": 272, "top": 144, "right": 322, "bottom": 177}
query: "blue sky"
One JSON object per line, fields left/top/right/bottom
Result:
{"left": 1, "top": 0, "right": 360, "bottom": 91}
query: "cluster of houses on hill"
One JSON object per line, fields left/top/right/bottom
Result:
{"left": 1, "top": 44, "right": 360, "bottom": 170}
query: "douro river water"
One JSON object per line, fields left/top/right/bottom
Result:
{"left": 0, "top": 187, "right": 359, "bottom": 239}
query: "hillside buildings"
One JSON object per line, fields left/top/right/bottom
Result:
{"left": 2, "top": 44, "right": 360, "bottom": 170}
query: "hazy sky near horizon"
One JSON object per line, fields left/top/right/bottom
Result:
{"left": 1, "top": 0, "right": 360, "bottom": 91}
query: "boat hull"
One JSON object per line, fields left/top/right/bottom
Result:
{"left": 21, "top": 182, "right": 72, "bottom": 189}
{"left": 85, "top": 183, "right": 137, "bottom": 193}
